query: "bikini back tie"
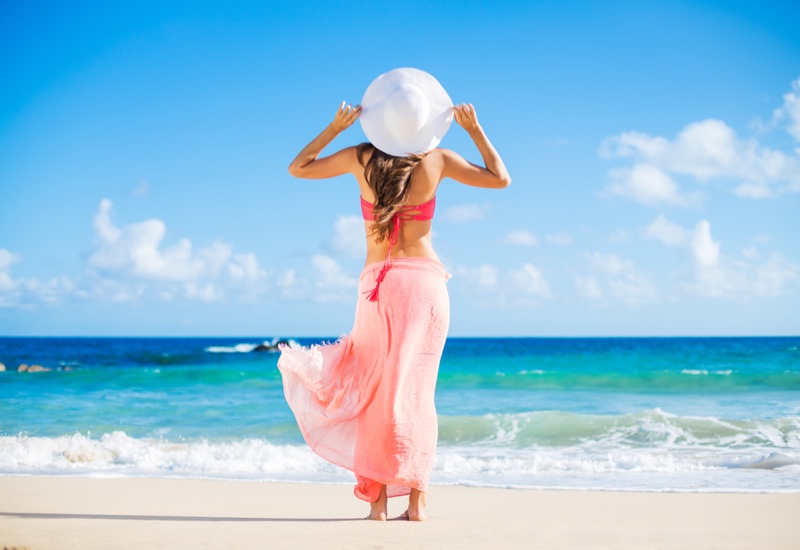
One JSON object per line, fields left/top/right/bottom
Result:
{"left": 360, "top": 196, "right": 436, "bottom": 302}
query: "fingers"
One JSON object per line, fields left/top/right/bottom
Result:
{"left": 453, "top": 103, "right": 476, "bottom": 116}
{"left": 452, "top": 103, "right": 478, "bottom": 128}
{"left": 333, "top": 102, "right": 362, "bottom": 130}
{"left": 343, "top": 104, "right": 361, "bottom": 124}
{"left": 338, "top": 102, "right": 361, "bottom": 117}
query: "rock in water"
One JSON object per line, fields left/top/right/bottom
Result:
{"left": 27, "top": 364, "right": 51, "bottom": 372}
{"left": 17, "top": 363, "right": 52, "bottom": 372}
{"left": 252, "top": 339, "right": 292, "bottom": 352}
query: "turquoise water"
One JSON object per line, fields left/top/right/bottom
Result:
{"left": 1, "top": 337, "right": 799, "bottom": 491}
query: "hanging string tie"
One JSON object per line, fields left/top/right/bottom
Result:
{"left": 364, "top": 215, "right": 401, "bottom": 302}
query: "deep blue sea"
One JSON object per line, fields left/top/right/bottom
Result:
{"left": 1, "top": 336, "right": 798, "bottom": 492}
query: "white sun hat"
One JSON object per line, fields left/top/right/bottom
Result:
{"left": 360, "top": 67, "right": 454, "bottom": 157}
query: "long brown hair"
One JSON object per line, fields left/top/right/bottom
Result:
{"left": 357, "top": 143, "right": 426, "bottom": 243}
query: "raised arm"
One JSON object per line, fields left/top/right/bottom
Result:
{"left": 288, "top": 102, "right": 363, "bottom": 179}
{"left": 442, "top": 103, "right": 511, "bottom": 188}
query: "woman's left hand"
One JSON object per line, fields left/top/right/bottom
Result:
{"left": 331, "top": 102, "right": 362, "bottom": 133}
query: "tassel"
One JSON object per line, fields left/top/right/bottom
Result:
{"left": 365, "top": 261, "right": 390, "bottom": 302}
{"left": 364, "top": 215, "right": 400, "bottom": 302}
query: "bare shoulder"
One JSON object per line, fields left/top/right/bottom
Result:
{"left": 336, "top": 145, "right": 366, "bottom": 175}
{"left": 432, "top": 148, "right": 467, "bottom": 166}
{"left": 419, "top": 148, "right": 450, "bottom": 169}
{"left": 425, "top": 148, "right": 450, "bottom": 160}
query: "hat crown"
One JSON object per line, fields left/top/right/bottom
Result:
{"left": 383, "top": 84, "right": 430, "bottom": 140}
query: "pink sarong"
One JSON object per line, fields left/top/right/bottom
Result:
{"left": 277, "top": 257, "right": 450, "bottom": 502}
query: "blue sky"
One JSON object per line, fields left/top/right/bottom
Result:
{"left": 1, "top": 0, "right": 799, "bottom": 336}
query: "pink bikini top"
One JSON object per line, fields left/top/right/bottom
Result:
{"left": 360, "top": 195, "right": 437, "bottom": 302}
{"left": 359, "top": 195, "right": 436, "bottom": 222}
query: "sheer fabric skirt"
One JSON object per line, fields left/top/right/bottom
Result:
{"left": 277, "top": 257, "right": 450, "bottom": 502}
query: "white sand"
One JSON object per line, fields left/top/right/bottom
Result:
{"left": 1, "top": 476, "right": 799, "bottom": 549}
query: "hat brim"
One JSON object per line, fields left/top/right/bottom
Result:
{"left": 360, "top": 68, "right": 453, "bottom": 157}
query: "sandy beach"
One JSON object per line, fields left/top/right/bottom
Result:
{"left": 1, "top": 476, "right": 798, "bottom": 549}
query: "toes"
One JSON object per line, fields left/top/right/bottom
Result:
{"left": 366, "top": 508, "right": 388, "bottom": 521}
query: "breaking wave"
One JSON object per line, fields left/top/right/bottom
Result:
{"left": 2, "top": 408, "right": 798, "bottom": 492}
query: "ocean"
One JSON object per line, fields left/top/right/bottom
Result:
{"left": 1, "top": 336, "right": 798, "bottom": 493}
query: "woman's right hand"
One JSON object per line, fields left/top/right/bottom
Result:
{"left": 288, "top": 102, "right": 362, "bottom": 179}
{"left": 331, "top": 101, "right": 362, "bottom": 133}
{"left": 452, "top": 103, "right": 481, "bottom": 133}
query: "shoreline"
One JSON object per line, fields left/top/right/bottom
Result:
{"left": 2, "top": 476, "right": 799, "bottom": 549}
{"left": 2, "top": 472, "right": 800, "bottom": 494}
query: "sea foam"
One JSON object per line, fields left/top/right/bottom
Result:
{"left": 2, "top": 428, "right": 799, "bottom": 492}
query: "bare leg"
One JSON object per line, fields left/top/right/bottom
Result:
{"left": 399, "top": 488, "right": 427, "bottom": 521}
{"left": 366, "top": 484, "right": 387, "bottom": 521}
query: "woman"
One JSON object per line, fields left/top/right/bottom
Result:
{"left": 279, "top": 69, "right": 510, "bottom": 522}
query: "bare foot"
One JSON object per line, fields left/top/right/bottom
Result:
{"left": 402, "top": 489, "right": 427, "bottom": 521}
{"left": 366, "top": 484, "right": 387, "bottom": 521}
{"left": 396, "top": 508, "right": 427, "bottom": 521}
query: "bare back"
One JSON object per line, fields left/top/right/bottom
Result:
{"left": 356, "top": 146, "right": 446, "bottom": 266}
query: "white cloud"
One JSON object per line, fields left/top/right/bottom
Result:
{"left": 90, "top": 199, "right": 204, "bottom": 281}
{"left": 644, "top": 215, "right": 799, "bottom": 298}
{"left": 774, "top": 77, "right": 800, "bottom": 142}
{"left": 690, "top": 220, "right": 720, "bottom": 268}
{"left": 741, "top": 246, "right": 760, "bottom": 261}
{"left": 276, "top": 269, "right": 305, "bottom": 299}
{"left": 600, "top": 78, "right": 800, "bottom": 202}
{"left": 311, "top": 255, "right": 357, "bottom": 303}
{"left": 608, "top": 229, "right": 631, "bottom": 243}
{"left": 132, "top": 179, "right": 150, "bottom": 198}
{"left": 587, "top": 252, "right": 630, "bottom": 275}
{"left": 453, "top": 262, "right": 552, "bottom": 307}
{"left": 328, "top": 215, "right": 366, "bottom": 258}
{"left": 184, "top": 282, "right": 222, "bottom": 303}
{"left": 0, "top": 248, "right": 73, "bottom": 307}
{"left": 228, "top": 253, "right": 262, "bottom": 282}
{"left": 455, "top": 264, "right": 499, "bottom": 288}
{"left": 503, "top": 230, "right": 539, "bottom": 247}
{"left": 443, "top": 204, "right": 486, "bottom": 223}
{"left": 578, "top": 252, "right": 655, "bottom": 306}
{"left": 644, "top": 215, "right": 721, "bottom": 269}
{"left": 643, "top": 214, "right": 689, "bottom": 247}
{"left": 575, "top": 275, "right": 603, "bottom": 300}
{"left": 605, "top": 164, "right": 695, "bottom": 206}
{"left": 0, "top": 249, "right": 21, "bottom": 293}
{"left": 510, "top": 263, "right": 552, "bottom": 299}
{"left": 601, "top": 120, "right": 797, "bottom": 186}
{"left": 651, "top": 217, "right": 716, "bottom": 270}
{"left": 81, "top": 279, "right": 145, "bottom": 304}
{"left": 751, "top": 234, "right": 771, "bottom": 244}
{"left": 546, "top": 231, "right": 573, "bottom": 246}
{"left": 734, "top": 182, "right": 774, "bottom": 198}
{"left": 86, "top": 199, "right": 266, "bottom": 302}
{"left": 749, "top": 255, "right": 800, "bottom": 296}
